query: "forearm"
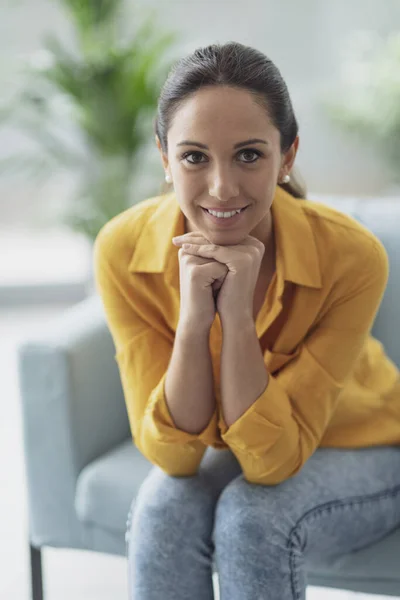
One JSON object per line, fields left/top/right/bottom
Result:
{"left": 220, "top": 317, "right": 269, "bottom": 428}
{"left": 164, "top": 320, "right": 216, "bottom": 434}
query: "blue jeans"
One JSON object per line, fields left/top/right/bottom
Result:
{"left": 125, "top": 445, "right": 400, "bottom": 599}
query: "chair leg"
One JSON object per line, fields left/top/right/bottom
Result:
{"left": 29, "top": 543, "right": 44, "bottom": 600}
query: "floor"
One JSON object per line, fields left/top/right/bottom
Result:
{"left": 0, "top": 302, "right": 397, "bottom": 599}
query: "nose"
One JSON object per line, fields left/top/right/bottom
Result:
{"left": 209, "top": 163, "right": 239, "bottom": 201}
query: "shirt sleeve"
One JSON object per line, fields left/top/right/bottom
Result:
{"left": 218, "top": 239, "right": 390, "bottom": 485}
{"left": 93, "top": 229, "right": 218, "bottom": 477}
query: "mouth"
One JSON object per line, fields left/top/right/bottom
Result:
{"left": 201, "top": 205, "right": 249, "bottom": 215}
{"left": 201, "top": 205, "right": 250, "bottom": 226}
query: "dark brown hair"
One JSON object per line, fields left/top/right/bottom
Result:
{"left": 154, "top": 41, "right": 306, "bottom": 199}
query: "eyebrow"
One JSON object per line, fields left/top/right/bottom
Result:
{"left": 176, "top": 138, "right": 269, "bottom": 150}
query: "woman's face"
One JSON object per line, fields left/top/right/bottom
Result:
{"left": 157, "top": 85, "right": 297, "bottom": 247}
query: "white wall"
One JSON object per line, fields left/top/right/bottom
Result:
{"left": 1, "top": 0, "right": 399, "bottom": 228}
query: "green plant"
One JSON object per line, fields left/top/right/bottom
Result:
{"left": 0, "top": 0, "right": 180, "bottom": 241}
{"left": 321, "top": 30, "right": 400, "bottom": 184}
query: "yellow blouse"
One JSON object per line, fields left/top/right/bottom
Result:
{"left": 93, "top": 186, "right": 400, "bottom": 484}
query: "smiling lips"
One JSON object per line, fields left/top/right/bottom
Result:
{"left": 202, "top": 206, "right": 249, "bottom": 211}
{"left": 202, "top": 205, "right": 249, "bottom": 226}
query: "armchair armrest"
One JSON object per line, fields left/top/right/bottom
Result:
{"left": 17, "top": 293, "right": 130, "bottom": 547}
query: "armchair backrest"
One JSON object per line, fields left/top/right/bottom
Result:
{"left": 311, "top": 195, "right": 400, "bottom": 369}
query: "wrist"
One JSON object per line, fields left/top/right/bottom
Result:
{"left": 220, "top": 313, "right": 255, "bottom": 332}
{"left": 177, "top": 318, "right": 212, "bottom": 339}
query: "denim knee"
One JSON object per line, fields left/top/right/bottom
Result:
{"left": 126, "top": 467, "right": 221, "bottom": 555}
{"left": 213, "top": 476, "right": 307, "bottom": 599}
{"left": 213, "top": 475, "right": 302, "bottom": 551}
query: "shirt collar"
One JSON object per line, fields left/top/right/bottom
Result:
{"left": 128, "top": 186, "right": 322, "bottom": 290}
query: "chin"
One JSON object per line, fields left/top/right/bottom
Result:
{"left": 207, "top": 232, "right": 248, "bottom": 245}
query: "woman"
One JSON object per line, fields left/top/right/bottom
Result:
{"left": 93, "top": 41, "right": 400, "bottom": 600}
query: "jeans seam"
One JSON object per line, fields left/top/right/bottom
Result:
{"left": 125, "top": 507, "right": 134, "bottom": 558}
{"left": 287, "top": 483, "right": 400, "bottom": 600}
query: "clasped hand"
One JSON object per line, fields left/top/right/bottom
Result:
{"left": 172, "top": 231, "right": 265, "bottom": 323}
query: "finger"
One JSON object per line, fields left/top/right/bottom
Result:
{"left": 172, "top": 233, "right": 208, "bottom": 243}
{"left": 180, "top": 243, "right": 237, "bottom": 265}
{"left": 178, "top": 248, "right": 214, "bottom": 265}
{"left": 173, "top": 235, "right": 211, "bottom": 246}
{"left": 173, "top": 232, "right": 262, "bottom": 248}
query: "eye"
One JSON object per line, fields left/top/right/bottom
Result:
{"left": 239, "top": 149, "right": 262, "bottom": 163}
{"left": 181, "top": 151, "right": 205, "bottom": 164}
{"left": 181, "top": 148, "right": 263, "bottom": 165}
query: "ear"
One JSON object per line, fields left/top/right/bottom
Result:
{"left": 155, "top": 135, "right": 169, "bottom": 171}
{"left": 281, "top": 135, "right": 299, "bottom": 173}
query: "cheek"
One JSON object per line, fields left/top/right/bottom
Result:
{"left": 175, "top": 172, "right": 202, "bottom": 195}
{"left": 176, "top": 163, "right": 276, "bottom": 202}
{"left": 251, "top": 173, "right": 276, "bottom": 201}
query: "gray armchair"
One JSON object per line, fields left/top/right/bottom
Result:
{"left": 18, "top": 195, "right": 400, "bottom": 599}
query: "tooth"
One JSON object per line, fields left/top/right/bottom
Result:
{"left": 206, "top": 208, "right": 243, "bottom": 218}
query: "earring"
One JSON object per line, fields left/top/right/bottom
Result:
{"left": 165, "top": 173, "right": 172, "bottom": 183}
{"left": 281, "top": 174, "right": 290, "bottom": 184}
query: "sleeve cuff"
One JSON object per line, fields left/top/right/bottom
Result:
{"left": 219, "top": 374, "right": 290, "bottom": 451}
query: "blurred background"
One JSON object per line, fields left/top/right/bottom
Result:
{"left": 1, "top": 0, "right": 399, "bottom": 598}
